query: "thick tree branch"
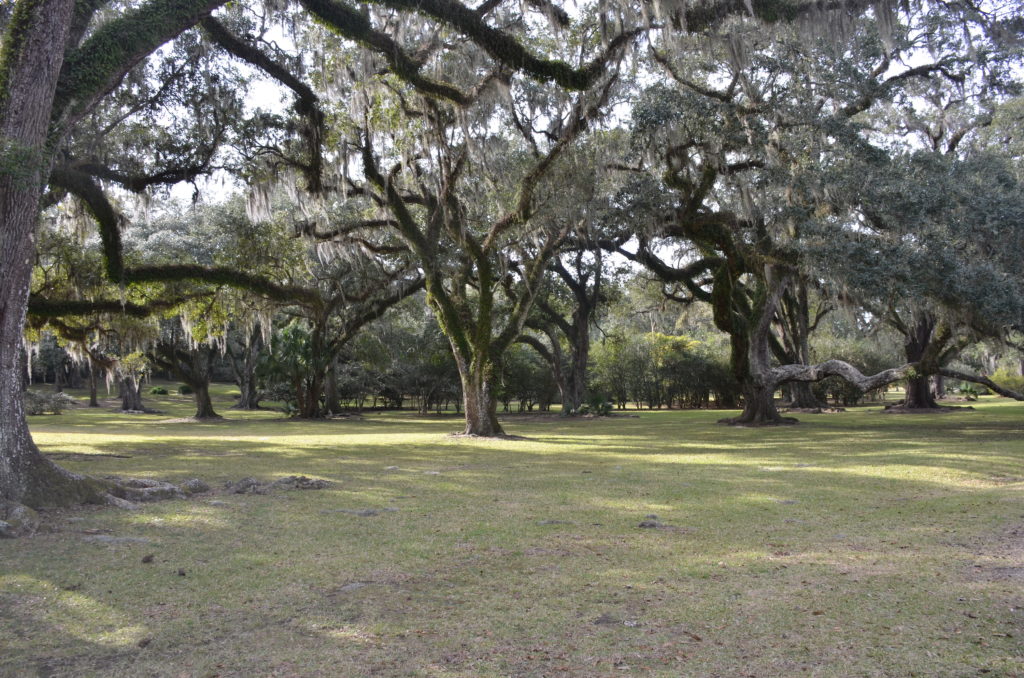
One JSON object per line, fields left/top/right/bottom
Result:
{"left": 300, "top": 0, "right": 471, "bottom": 105}
{"left": 939, "top": 368, "right": 1024, "bottom": 401}
{"left": 54, "top": 0, "right": 228, "bottom": 125}
{"left": 770, "top": 359, "right": 915, "bottom": 392}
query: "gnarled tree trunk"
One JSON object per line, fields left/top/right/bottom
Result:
{"left": 901, "top": 314, "right": 939, "bottom": 409}
{"left": 455, "top": 354, "right": 503, "bottom": 436}
{"left": 722, "top": 381, "right": 793, "bottom": 425}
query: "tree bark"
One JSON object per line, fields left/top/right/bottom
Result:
{"left": 87, "top": 357, "right": 99, "bottom": 407}
{"left": 235, "top": 373, "right": 261, "bottom": 409}
{"left": 187, "top": 346, "right": 219, "bottom": 419}
{"left": 192, "top": 383, "right": 218, "bottom": 419}
{"left": 0, "top": 0, "right": 111, "bottom": 506}
{"left": 901, "top": 314, "right": 939, "bottom": 409}
{"left": 324, "top": 359, "right": 342, "bottom": 415}
{"left": 787, "top": 381, "right": 823, "bottom": 409}
{"left": 456, "top": 355, "right": 503, "bottom": 436}
{"left": 119, "top": 377, "right": 144, "bottom": 411}
{"left": 720, "top": 381, "right": 795, "bottom": 425}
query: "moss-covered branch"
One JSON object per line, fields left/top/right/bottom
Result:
{"left": 48, "top": 164, "right": 321, "bottom": 307}
{"left": 48, "top": 165, "right": 124, "bottom": 281}
{"left": 300, "top": 0, "right": 470, "bottom": 104}
{"left": 371, "top": 0, "right": 636, "bottom": 90}
{"left": 71, "top": 161, "right": 208, "bottom": 192}
{"left": 123, "top": 264, "right": 322, "bottom": 307}
{"left": 53, "top": 0, "right": 228, "bottom": 124}
{"left": 27, "top": 292, "right": 206, "bottom": 319}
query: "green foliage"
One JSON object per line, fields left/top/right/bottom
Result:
{"left": 149, "top": 386, "right": 169, "bottom": 395}
{"left": 590, "top": 331, "right": 737, "bottom": 410}
{"left": 23, "top": 390, "right": 76, "bottom": 415}
{"left": 176, "top": 384, "right": 193, "bottom": 395}
{"left": 496, "top": 344, "right": 557, "bottom": 412}
{"left": 989, "top": 369, "right": 1024, "bottom": 395}
{"left": 954, "top": 382, "right": 980, "bottom": 400}
{"left": 576, "top": 393, "right": 612, "bottom": 416}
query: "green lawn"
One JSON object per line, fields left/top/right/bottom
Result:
{"left": 3, "top": 386, "right": 1022, "bottom": 677}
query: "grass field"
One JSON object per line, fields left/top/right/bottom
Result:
{"left": 2, "top": 385, "right": 1022, "bottom": 677}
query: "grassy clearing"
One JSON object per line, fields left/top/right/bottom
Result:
{"left": 2, "top": 387, "right": 1023, "bottom": 677}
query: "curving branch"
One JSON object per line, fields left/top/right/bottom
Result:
{"left": 54, "top": 0, "right": 228, "bottom": 125}
{"left": 939, "top": 368, "right": 1024, "bottom": 401}
{"left": 124, "top": 264, "right": 322, "bottom": 307}
{"left": 300, "top": 0, "right": 471, "bottom": 104}
{"left": 369, "top": 0, "right": 639, "bottom": 91}
{"left": 70, "top": 161, "right": 210, "bottom": 193}
{"left": 201, "top": 16, "right": 326, "bottom": 192}
{"left": 770, "top": 359, "right": 915, "bottom": 392}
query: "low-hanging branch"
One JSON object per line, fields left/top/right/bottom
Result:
{"left": 769, "top": 359, "right": 913, "bottom": 393}
{"left": 27, "top": 292, "right": 208, "bottom": 319}
{"left": 939, "top": 368, "right": 1024, "bottom": 401}
{"left": 48, "top": 165, "right": 324, "bottom": 307}
{"left": 766, "top": 359, "right": 1024, "bottom": 402}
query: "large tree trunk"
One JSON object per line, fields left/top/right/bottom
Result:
{"left": 456, "top": 356, "right": 504, "bottom": 436}
{"left": 192, "top": 383, "right": 218, "bottom": 419}
{"left": 119, "top": 377, "right": 144, "bottom": 411}
{"left": 902, "top": 314, "right": 939, "bottom": 409}
{"left": 719, "top": 268, "right": 797, "bottom": 426}
{"left": 235, "top": 374, "right": 261, "bottom": 409}
{"left": 563, "top": 325, "right": 589, "bottom": 413}
{"left": 296, "top": 374, "right": 324, "bottom": 418}
{"left": 0, "top": 0, "right": 109, "bottom": 507}
{"left": 787, "top": 381, "right": 822, "bottom": 409}
{"left": 188, "top": 346, "right": 219, "bottom": 419}
{"left": 719, "top": 381, "right": 795, "bottom": 425}
{"left": 87, "top": 357, "right": 99, "bottom": 407}
{"left": 324, "top": 359, "right": 342, "bottom": 415}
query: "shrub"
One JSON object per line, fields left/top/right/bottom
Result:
{"left": 150, "top": 386, "right": 169, "bottom": 395}
{"left": 587, "top": 394, "right": 613, "bottom": 416}
{"left": 989, "top": 369, "right": 1024, "bottom": 395}
{"left": 24, "top": 391, "right": 77, "bottom": 415}
{"left": 177, "top": 385, "right": 193, "bottom": 395}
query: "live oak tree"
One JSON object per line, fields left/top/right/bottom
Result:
{"left": 831, "top": 41, "right": 1024, "bottom": 409}
{"left": 523, "top": 246, "right": 609, "bottom": 414}
{"left": 617, "top": 5, "right": 1024, "bottom": 424}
